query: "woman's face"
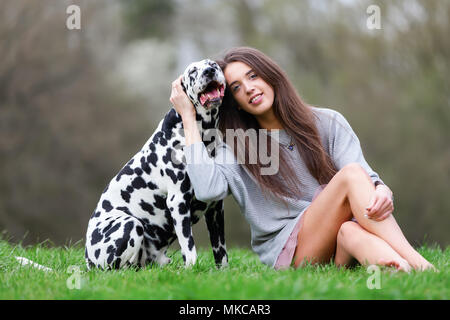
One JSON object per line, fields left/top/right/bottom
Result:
{"left": 224, "top": 61, "right": 275, "bottom": 117}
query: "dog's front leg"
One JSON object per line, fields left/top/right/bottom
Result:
{"left": 205, "top": 201, "right": 228, "bottom": 268}
{"left": 168, "top": 192, "right": 197, "bottom": 267}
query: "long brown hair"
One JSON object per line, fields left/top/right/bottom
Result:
{"left": 216, "top": 47, "right": 337, "bottom": 202}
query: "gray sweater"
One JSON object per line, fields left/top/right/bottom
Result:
{"left": 184, "top": 107, "right": 383, "bottom": 268}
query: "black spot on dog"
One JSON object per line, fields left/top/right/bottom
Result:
{"left": 153, "top": 195, "right": 166, "bottom": 210}
{"left": 116, "top": 165, "right": 134, "bottom": 181}
{"left": 181, "top": 175, "right": 191, "bottom": 193}
{"left": 136, "top": 225, "right": 144, "bottom": 236}
{"left": 102, "top": 200, "right": 113, "bottom": 212}
{"left": 132, "top": 176, "right": 147, "bottom": 189}
{"left": 112, "top": 258, "right": 122, "bottom": 269}
{"left": 162, "top": 148, "right": 173, "bottom": 165}
{"left": 182, "top": 217, "right": 191, "bottom": 238}
{"left": 91, "top": 228, "right": 103, "bottom": 246}
{"left": 91, "top": 210, "right": 101, "bottom": 219}
{"left": 148, "top": 153, "right": 158, "bottom": 167}
{"left": 121, "top": 190, "right": 131, "bottom": 203}
{"left": 162, "top": 109, "right": 182, "bottom": 140}
{"left": 183, "top": 192, "right": 192, "bottom": 203}
{"left": 172, "top": 160, "right": 185, "bottom": 170}
{"left": 94, "top": 249, "right": 101, "bottom": 259}
{"left": 116, "top": 206, "right": 132, "bottom": 216}
{"left": 139, "top": 199, "right": 155, "bottom": 215}
{"left": 147, "top": 181, "right": 158, "bottom": 190}
{"left": 115, "top": 221, "right": 134, "bottom": 258}
{"left": 179, "top": 202, "right": 189, "bottom": 215}
{"left": 141, "top": 156, "right": 151, "bottom": 174}
{"left": 165, "top": 168, "right": 177, "bottom": 184}
{"left": 172, "top": 140, "right": 180, "bottom": 148}
{"left": 106, "top": 245, "right": 115, "bottom": 265}
{"left": 188, "top": 236, "right": 195, "bottom": 250}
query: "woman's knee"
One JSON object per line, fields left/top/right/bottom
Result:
{"left": 337, "top": 163, "right": 371, "bottom": 186}
{"left": 337, "top": 221, "right": 362, "bottom": 248}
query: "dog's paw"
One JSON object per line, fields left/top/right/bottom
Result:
{"left": 183, "top": 252, "right": 197, "bottom": 267}
{"left": 216, "top": 257, "right": 229, "bottom": 269}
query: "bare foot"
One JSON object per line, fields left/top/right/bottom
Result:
{"left": 412, "top": 260, "right": 438, "bottom": 272}
{"left": 407, "top": 254, "right": 438, "bottom": 272}
{"left": 377, "top": 258, "right": 412, "bottom": 273}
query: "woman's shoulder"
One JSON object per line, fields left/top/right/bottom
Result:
{"left": 310, "top": 105, "right": 344, "bottom": 121}
{"left": 309, "top": 106, "right": 346, "bottom": 129}
{"left": 309, "top": 105, "right": 357, "bottom": 139}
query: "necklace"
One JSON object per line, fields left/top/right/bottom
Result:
{"left": 280, "top": 137, "right": 295, "bottom": 151}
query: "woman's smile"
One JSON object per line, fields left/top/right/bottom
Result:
{"left": 249, "top": 93, "right": 263, "bottom": 105}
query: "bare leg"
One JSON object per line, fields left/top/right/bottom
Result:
{"left": 341, "top": 164, "right": 434, "bottom": 271}
{"left": 294, "top": 163, "right": 434, "bottom": 271}
{"left": 335, "top": 221, "right": 411, "bottom": 272}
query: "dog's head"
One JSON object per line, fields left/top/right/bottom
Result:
{"left": 182, "top": 59, "right": 226, "bottom": 119}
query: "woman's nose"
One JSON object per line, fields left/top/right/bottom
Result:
{"left": 243, "top": 82, "right": 255, "bottom": 95}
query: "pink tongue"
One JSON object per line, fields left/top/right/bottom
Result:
{"left": 200, "top": 88, "right": 220, "bottom": 105}
{"left": 209, "top": 89, "right": 220, "bottom": 99}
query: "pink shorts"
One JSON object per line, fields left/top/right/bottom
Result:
{"left": 274, "top": 184, "right": 327, "bottom": 270}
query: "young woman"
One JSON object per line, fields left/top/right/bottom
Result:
{"left": 170, "top": 47, "right": 435, "bottom": 272}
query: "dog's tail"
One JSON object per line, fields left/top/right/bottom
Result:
{"left": 15, "top": 256, "right": 53, "bottom": 272}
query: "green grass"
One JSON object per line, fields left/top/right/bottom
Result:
{"left": 0, "top": 238, "right": 448, "bottom": 299}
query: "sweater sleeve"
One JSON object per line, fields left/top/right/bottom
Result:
{"left": 184, "top": 141, "right": 238, "bottom": 202}
{"left": 329, "top": 111, "right": 384, "bottom": 185}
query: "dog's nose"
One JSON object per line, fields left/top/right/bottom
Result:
{"left": 202, "top": 67, "right": 215, "bottom": 78}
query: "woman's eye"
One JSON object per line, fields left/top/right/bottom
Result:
{"left": 250, "top": 73, "right": 257, "bottom": 79}
{"left": 232, "top": 85, "right": 240, "bottom": 92}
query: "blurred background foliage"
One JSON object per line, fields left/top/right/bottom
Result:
{"left": 0, "top": 0, "right": 448, "bottom": 249}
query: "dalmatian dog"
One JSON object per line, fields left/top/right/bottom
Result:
{"left": 85, "top": 59, "right": 227, "bottom": 270}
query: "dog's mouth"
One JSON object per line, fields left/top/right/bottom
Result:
{"left": 198, "top": 81, "right": 225, "bottom": 109}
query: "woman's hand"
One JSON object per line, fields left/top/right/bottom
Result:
{"left": 170, "top": 75, "right": 196, "bottom": 120}
{"left": 365, "top": 184, "right": 394, "bottom": 221}
{"left": 170, "top": 75, "right": 202, "bottom": 146}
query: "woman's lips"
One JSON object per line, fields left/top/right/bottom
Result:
{"left": 249, "top": 93, "right": 263, "bottom": 105}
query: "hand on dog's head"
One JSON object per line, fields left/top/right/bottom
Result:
{"left": 182, "top": 59, "right": 226, "bottom": 118}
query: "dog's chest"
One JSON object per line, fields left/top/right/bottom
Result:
{"left": 116, "top": 121, "right": 187, "bottom": 193}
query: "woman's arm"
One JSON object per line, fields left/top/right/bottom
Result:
{"left": 170, "top": 76, "right": 201, "bottom": 146}
{"left": 169, "top": 76, "right": 232, "bottom": 202}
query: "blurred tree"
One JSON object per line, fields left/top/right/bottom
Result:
{"left": 120, "top": 0, "right": 175, "bottom": 40}
{"left": 0, "top": 0, "right": 151, "bottom": 245}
